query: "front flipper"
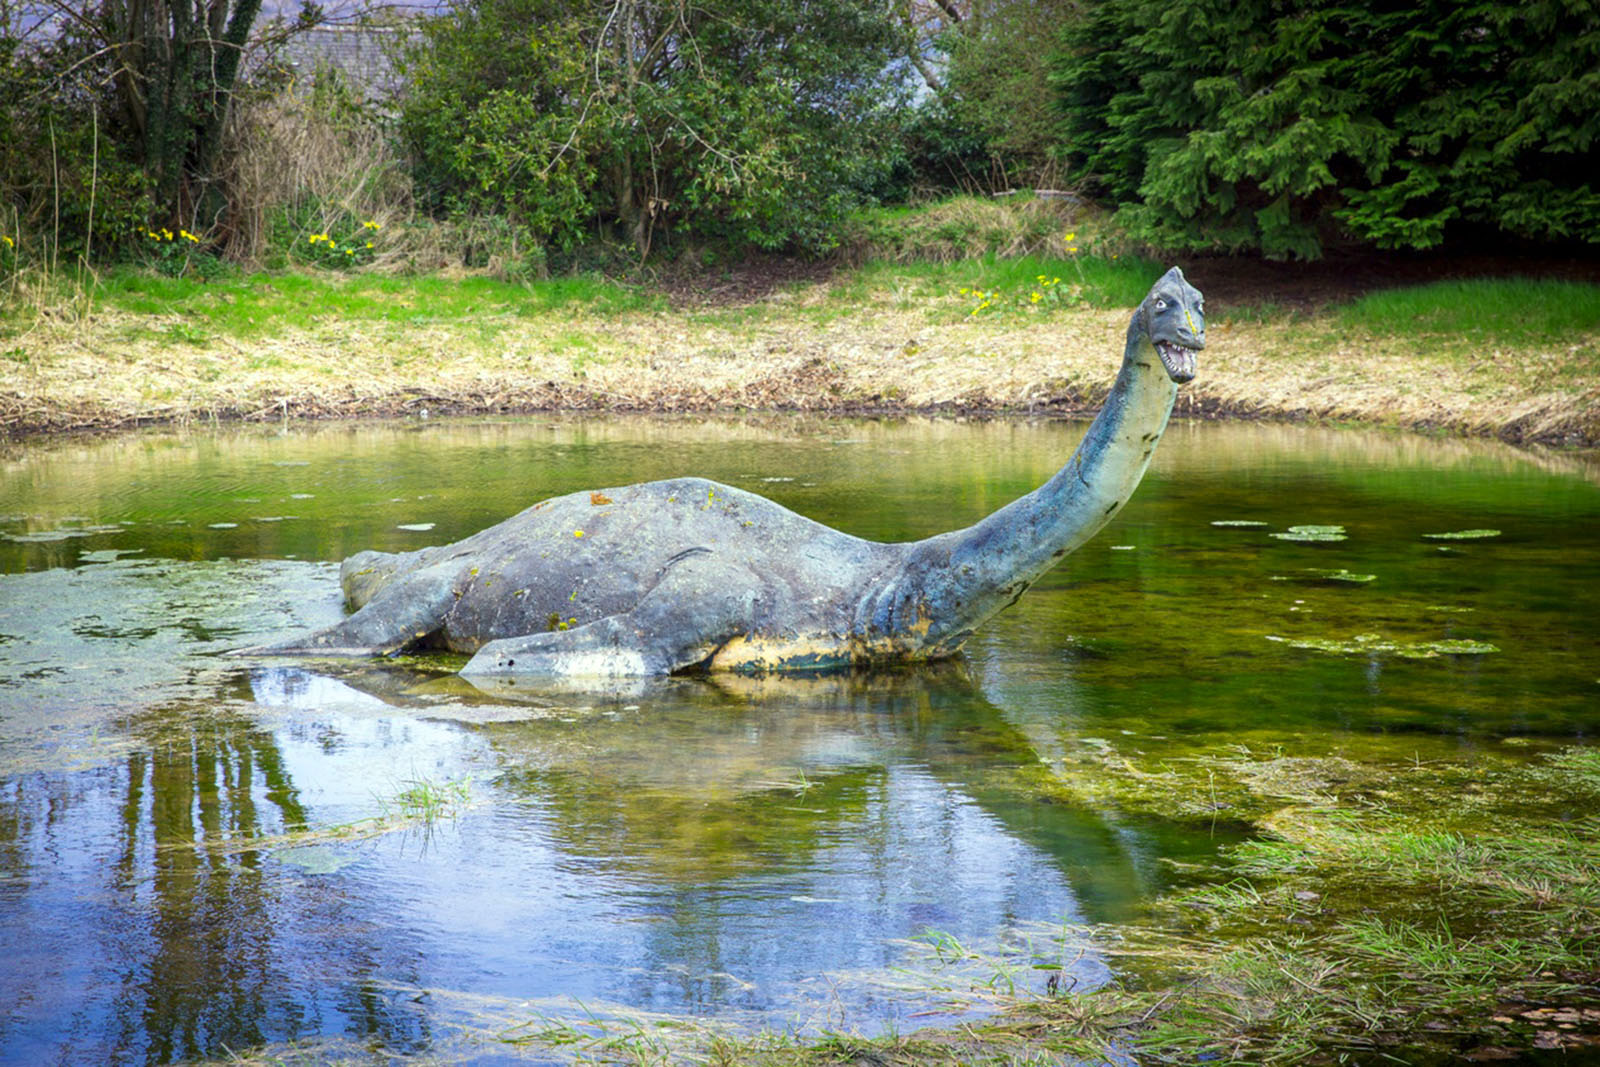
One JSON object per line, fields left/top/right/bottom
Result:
{"left": 235, "top": 564, "right": 460, "bottom": 657}
{"left": 462, "top": 560, "right": 762, "bottom": 677}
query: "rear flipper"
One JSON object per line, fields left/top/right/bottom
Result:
{"left": 462, "top": 560, "right": 762, "bottom": 677}
{"left": 233, "top": 564, "right": 459, "bottom": 657}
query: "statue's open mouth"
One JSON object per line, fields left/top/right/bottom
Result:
{"left": 1156, "top": 339, "right": 1197, "bottom": 384}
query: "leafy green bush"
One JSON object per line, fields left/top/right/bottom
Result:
{"left": 935, "top": 0, "right": 1073, "bottom": 191}
{"left": 1055, "top": 0, "right": 1600, "bottom": 259}
{"left": 397, "top": 0, "right": 906, "bottom": 259}
{"left": 0, "top": 35, "right": 153, "bottom": 265}
{"left": 883, "top": 98, "right": 997, "bottom": 200}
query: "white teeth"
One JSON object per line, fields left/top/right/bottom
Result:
{"left": 1156, "top": 340, "right": 1196, "bottom": 382}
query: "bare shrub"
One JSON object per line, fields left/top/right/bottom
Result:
{"left": 838, "top": 194, "right": 1103, "bottom": 266}
{"left": 219, "top": 81, "right": 413, "bottom": 267}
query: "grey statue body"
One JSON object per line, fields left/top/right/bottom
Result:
{"left": 250, "top": 267, "right": 1205, "bottom": 676}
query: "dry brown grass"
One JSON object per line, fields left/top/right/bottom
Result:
{"left": 837, "top": 194, "right": 1115, "bottom": 265}
{"left": 220, "top": 91, "right": 413, "bottom": 266}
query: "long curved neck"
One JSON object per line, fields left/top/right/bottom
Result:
{"left": 856, "top": 317, "right": 1177, "bottom": 651}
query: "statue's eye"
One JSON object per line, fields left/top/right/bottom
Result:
{"left": 1154, "top": 298, "right": 1168, "bottom": 310}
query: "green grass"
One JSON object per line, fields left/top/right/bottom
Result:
{"left": 88, "top": 268, "right": 663, "bottom": 339}
{"left": 377, "top": 773, "right": 473, "bottom": 824}
{"left": 838, "top": 252, "right": 1166, "bottom": 310}
{"left": 1338, "top": 277, "right": 1600, "bottom": 344}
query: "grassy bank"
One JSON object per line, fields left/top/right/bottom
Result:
{"left": 2, "top": 255, "right": 1598, "bottom": 446}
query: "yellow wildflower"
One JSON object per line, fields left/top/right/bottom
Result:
{"left": 574, "top": 530, "right": 585, "bottom": 538}
{"left": 1, "top": 235, "right": 11, "bottom": 248}
{"left": 1030, "top": 291, "right": 1042, "bottom": 303}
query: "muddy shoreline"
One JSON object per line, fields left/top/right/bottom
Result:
{"left": 4, "top": 379, "right": 1592, "bottom": 449}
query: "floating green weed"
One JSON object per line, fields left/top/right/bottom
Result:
{"left": 1211, "top": 519, "right": 1269, "bottom": 528}
{"left": 274, "top": 844, "right": 361, "bottom": 876}
{"left": 1422, "top": 528, "right": 1502, "bottom": 541}
{"left": 1267, "top": 632, "right": 1498, "bottom": 658}
{"left": 1270, "top": 524, "right": 1347, "bottom": 542}
{"left": 1281, "top": 568, "right": 1375, "bottom": 584}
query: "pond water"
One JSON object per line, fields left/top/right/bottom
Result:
{"left": 1, "top": 416, "right": 1597, "bottom": 1065}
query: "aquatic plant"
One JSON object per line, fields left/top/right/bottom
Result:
{"left": 1266, "top": 632, "right": 1498, "bottom": 658}
{"left": 1270, "top": 524, "right": 1347, "bottom": 543}
{"left": 1422, "top": 528, "right": 1502, "bottom": 541}
{"left": 1281, "top": 568, "right": 1376, "bottom": 584}
{"left": 380, "top": 773, "right": 473, "bottom": 824}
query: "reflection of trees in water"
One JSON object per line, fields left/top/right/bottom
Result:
{"left": 114, "top": 706, "right": 308, "bottom": 1061}
{"left": 0, "top": 704, "right": 431, "bottom": 1064}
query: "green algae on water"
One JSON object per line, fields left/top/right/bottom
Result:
{"left": 1422, "top": 528, "right": 1502, "bottom": 541}
{"left": 1266, "top": 632, "right": 1499, "bottom": 658}
{"left": 1210, "top": 519, "right": 1270, "bottom": 528}
{"left": 274, "top": 845, "right": 361, "bottom": 876}
{"left": 1275, "top": 568, "right": 1376, "bottom": 584}
{"left": 1271, "top": 524, "right": 1347, "bottom": 543}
